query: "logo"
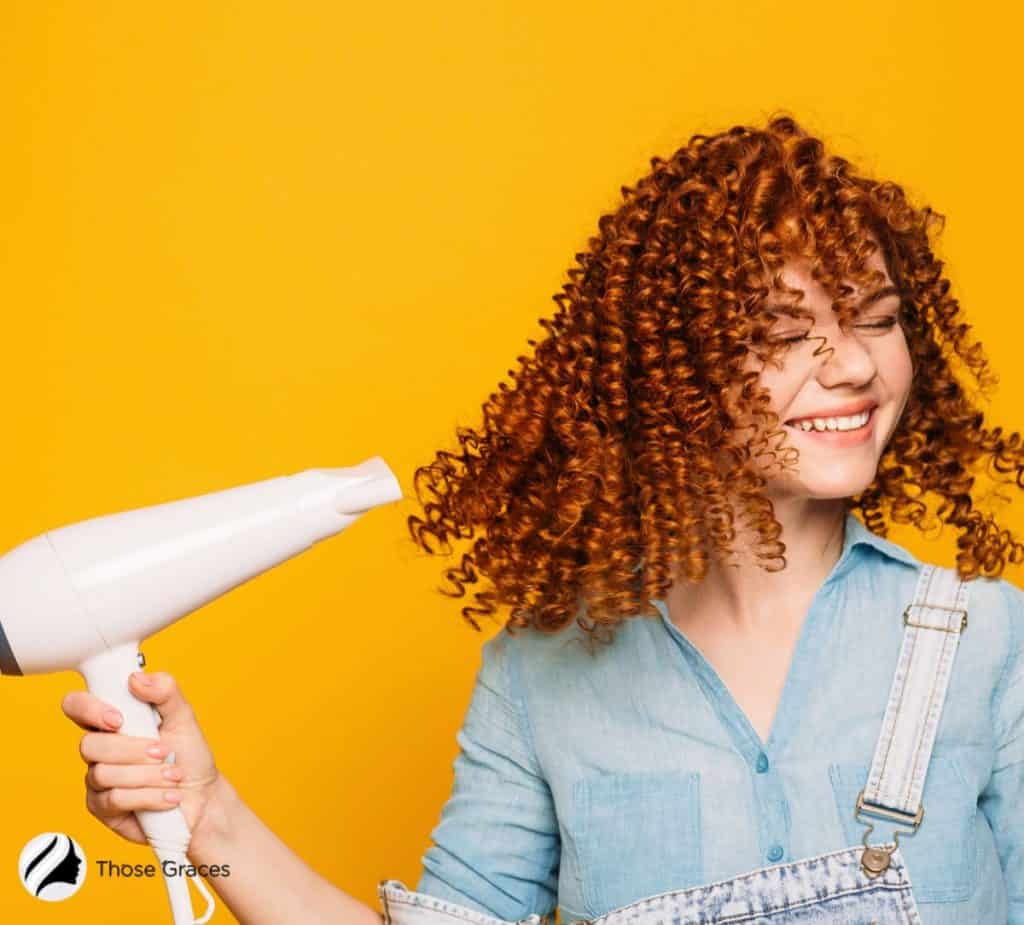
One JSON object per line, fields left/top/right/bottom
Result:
{"left": 18, "top": 833, "right": 87, "bottom": 901}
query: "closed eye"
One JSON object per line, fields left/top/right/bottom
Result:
{"left": 855, "top": 317, "right": 900, "bottom": 331}
{"left": 765, "top": 329, "right": 811, "bottom": 345}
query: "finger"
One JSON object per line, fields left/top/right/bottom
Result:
{"left": 86, "top": 762, "right": 184, "bottom": 792}
{"left": 62, "top": 691, "right": 125, "bottom": 732}
{"left": 87, "top": 785, "right": 183, "bottom": 817}
{"left": 79, "top": 732, "right": 169, "bottom": 765}
{"left": 128, "top": 672, "right": 195, "bottom": 730}
{"left": 106, "top": 813, "right": 148, "bottom": 846}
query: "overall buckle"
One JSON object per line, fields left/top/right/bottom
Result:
{"left": 902, "top": 602, "right": 968, "bottom": 633}
{"left": 854, "top": 789, "right": 923, "bottom": 878}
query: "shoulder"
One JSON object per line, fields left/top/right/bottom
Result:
{"left": 881, "top": 549, "right": 1021, "bottom": 653}
{"left": 487, "top": 610, "right": 657, "bottom": 700}
{"left": 949, "top": 572, "right": 1024, "bottom": 714}
{"left": 969, "top": 573, "right": 1024, "bottom": 742}
{"left": 991, "top": 571, "right": 1024, "bottom": 619}
{"left": 482, "top": 621, "right": 591, "bottom": 696}
{"left": 963, "top": 572, "right": 1021, "bottom": 652}
{"left": 989, "top": 574, "right": 1024, "bottom": 676}
{"left": 499, "top": 608, "right": 654, "bottom": 660}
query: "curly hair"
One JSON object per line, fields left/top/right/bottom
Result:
{"left": 406, "top": 112, "right": 1024, "bottom": 645}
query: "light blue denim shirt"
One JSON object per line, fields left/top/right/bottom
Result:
{"left": 415, "top": 512, "right": 1023, "bottom": 924}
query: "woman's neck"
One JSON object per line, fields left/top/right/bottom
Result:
{"left": 666, "top": 499, "right": 848, "bottom": 636}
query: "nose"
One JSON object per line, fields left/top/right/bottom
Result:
{"left": 811, "top": 324, "right": 877, "bottom": 387}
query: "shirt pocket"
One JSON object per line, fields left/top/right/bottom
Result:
{"left": 572, "top": 770, "right": 703, "bottom": 917}
{"left": 829, "top": 756, "right": 977, "bottom": 903}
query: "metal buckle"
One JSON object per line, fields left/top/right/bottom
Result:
{"left": 855, "top": 789, "right": 923, "bottom": 877}
{"left": 902, "top": 602, "right": 968, "bottom": 634}
{"left": 855, "top": 788, "right": 923, "bottom": 831}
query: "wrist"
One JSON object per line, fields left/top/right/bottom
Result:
{"left": 186, "top": 773, "right": 242, "bottom": 866}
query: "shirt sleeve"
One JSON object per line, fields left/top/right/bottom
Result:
{"left": 412, "top": 627, "right": 561, "bottom": 922}
{"left": 978, "top": 578, "right": 1024, "bottom": 922}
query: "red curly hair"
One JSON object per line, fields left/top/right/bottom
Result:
{"left": 406, "top": 113, "right": 1024, "bottom": 644}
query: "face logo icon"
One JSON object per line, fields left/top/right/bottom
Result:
{"left": 18, "top": 832, "right": 87, "bottom": 901}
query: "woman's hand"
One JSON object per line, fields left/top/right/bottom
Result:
{"left": 61, "top": 671, "right": 221, "bottom": 847}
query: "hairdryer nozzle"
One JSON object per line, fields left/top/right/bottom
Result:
{"left": 312, "top": 455, "right": 403, "bottom": 514}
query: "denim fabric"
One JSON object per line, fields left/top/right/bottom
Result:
{"left": 379, "top": 879, "right": 547, "bottom": 925}
{"left": 574, "top": 846, "right": 922, "bottom": 925}
{"left": 859, "top": 564, "right": 969, "bottom": 826}
{"left": 414, "top": 512, "right": 1023, "bottom": 924}
{"left": 386, "top": 843, "right": 922, "bottom": 925}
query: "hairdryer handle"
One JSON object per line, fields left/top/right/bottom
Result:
{"left": 78, "top": 642, "right": 193, "bottom": 855}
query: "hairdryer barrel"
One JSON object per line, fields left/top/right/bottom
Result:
{"left": 0, "top": 457, "right": 400, "bottom": 676}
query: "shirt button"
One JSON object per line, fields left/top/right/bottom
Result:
{"left": 756, "top": 753, "right": 769, "bottom": 773}
{"left": 767, "top": 844, "right": 784, "bottom": 862}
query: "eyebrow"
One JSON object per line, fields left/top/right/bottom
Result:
{"left": 856, "top": 284, "right": 903, "bottom": 311}
{"left": 763, "top": 284, "right": 903, "bottom": 317}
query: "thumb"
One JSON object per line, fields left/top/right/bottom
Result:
{"left": 129, "top": 671, "right": 196, "bottom": 732}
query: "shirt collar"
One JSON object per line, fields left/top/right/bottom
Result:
{"left": 836, "top": 509, "right": 919, "bottom": 575}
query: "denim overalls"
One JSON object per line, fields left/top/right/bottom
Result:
{"left": 379, "top": 563, "right": 970, "bottom": 925}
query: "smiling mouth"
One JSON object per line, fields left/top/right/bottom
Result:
{"left": 784, "top": 406, "right": 876, "bottom": 433}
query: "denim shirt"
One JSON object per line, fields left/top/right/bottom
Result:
{"left": 415, "top": 512, "right": 1024, "bottom": 924}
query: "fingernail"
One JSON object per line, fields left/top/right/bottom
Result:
{"left": 164, "top": 791, "right": 182, "bottom": 803}
{"left": 134, "top": 673, "right": 152, "bottom": 686}
{"left": 162, "top": 767, "right": 183, "bottom": 781}
{"left": 104, "top": 710, "right": 123, "bottom": 727}
{"left": 147, "top": 744, "right": 166, "bottom": 758}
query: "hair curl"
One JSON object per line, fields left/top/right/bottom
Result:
{"left": 406, "top": 112, "right": 1024, "bottom": 645}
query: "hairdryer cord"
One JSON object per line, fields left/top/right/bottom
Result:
{"left": 190, "top": 872, "right": 216, "bottom": 924}
{"left": 154, "top": 848, "right": 215, "bottom": 924}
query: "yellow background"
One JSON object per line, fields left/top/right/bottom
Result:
{"left": 1, "top": 2, "right": 1021, "bottom": 921}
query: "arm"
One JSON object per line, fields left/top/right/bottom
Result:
{"left": 66, "top": 669, "right": 382, "bottom": 925}
{"left": 978, "top": 579, "right": 1024, "bottom": 923}
{"left": 69, "top": 638, "right": 556, "bottom": 925}
{"left": 187, "top": 629, "right": 559, "bottom": 925}
{"left": 187, "top": 775, "right": 382, "bottom": 925}
{"left": 412, "top": 628, "right": 561, "bottom": 921}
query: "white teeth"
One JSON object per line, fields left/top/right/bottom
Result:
{"left": 791, "top": 409, "right": 871, "bottom": 432}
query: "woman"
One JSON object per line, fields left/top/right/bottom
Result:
{"left": 62, "top": 115, "right": 1023, "bottom": 924}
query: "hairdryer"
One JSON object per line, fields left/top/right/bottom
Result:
{"left": 0, "top": 457, "right": 402, "bottom": 923}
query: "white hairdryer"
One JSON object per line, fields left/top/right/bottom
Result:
{"left": 0, "top": 457, "right": 402, "bottom": 923}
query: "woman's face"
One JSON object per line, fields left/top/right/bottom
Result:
{"left": 738, "top": 247, "right": 913, "bottom": 502}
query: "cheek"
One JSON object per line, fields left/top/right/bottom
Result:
{"left": 728, "top": 350, "right": 806, "bottom": 434}
{"left": 881, "top": 334, "right": 914, "bottom": 397}
{"left": 751, "top": 363, "right": 800, "bottom": 417}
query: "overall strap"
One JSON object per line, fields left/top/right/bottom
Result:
{"left": 858, "top": 563, "right": 970, "bottom": 833}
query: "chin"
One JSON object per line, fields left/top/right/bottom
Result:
{"left": 771, "top": 468, "right": 879, "bottom": 501}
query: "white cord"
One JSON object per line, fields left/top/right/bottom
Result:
{"left": 154, "top": 848, "right": 216, "bottom": 924}
{"left": 190, "top": 871, "right": 216, "bottom": 924}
